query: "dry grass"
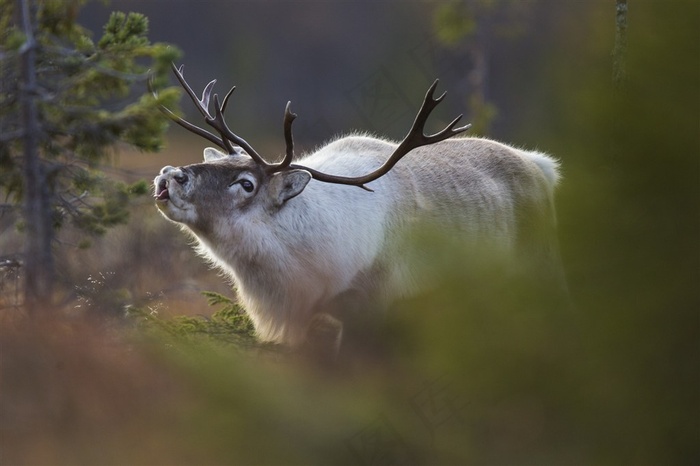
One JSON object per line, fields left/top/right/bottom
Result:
{"left": 0, "top": 316, "right": 184, "bottom": 465}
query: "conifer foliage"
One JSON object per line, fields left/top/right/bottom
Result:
{"left": 0, "top": 0, "right": 180, "bottom": 311}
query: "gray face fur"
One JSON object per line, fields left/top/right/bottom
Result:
{"left": 155, "top": 152, "right": 311, "bottom": 235}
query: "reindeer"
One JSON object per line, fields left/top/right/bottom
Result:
{"left": 152, "top": 64, "right": 565, "bottom": 350}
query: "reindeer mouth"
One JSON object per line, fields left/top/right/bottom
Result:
{"left": 155, "top": 178, "right": 170, "bottom": 201}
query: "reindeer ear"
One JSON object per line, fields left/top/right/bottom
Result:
{"left": 269, "top": 169, "right": 311, "bottom": 206}
{"left": 203, "top": 147, "right": 226, "bottom": 162}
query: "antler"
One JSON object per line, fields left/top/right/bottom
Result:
{"left": 289, "top": 80, "right": 471, "bottom": 191}
{"left": 151, "top": 63, "right": 276, "bottom": 168}
{"left": 169, "top": 64, "right": 235, "bottom": 155}
{"left": 155, "top": 64, "right": 469, "bottom": 190}
{"left": 279, "top": 101, "right": 297, "bottom": 171}
{"left": 149, "top": 66, "right": 229, "bottom": 153}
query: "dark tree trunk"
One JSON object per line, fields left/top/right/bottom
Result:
{"left": 467, "top": 16, "right": 495, "bottom": 135}
{"left": 613, "top": 0, "right": 628, "bottom": 86}
{"left": 17, "top": 0, "right": 54, "bottom": 313}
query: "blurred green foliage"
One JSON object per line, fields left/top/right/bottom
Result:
{"left": 433, "top": 2, "right": 476, "bottom": 46}
{"left": 0, "top": 0, "right": 180, "bottom": 241}
{"left": 433, "top": 0, "right": 533, "bottom": 135}
{"left": 0, "top": 1, "right": 697, "bottom": 465}
{"left": 527, "top": 1, "right": 700, "bottom": 463}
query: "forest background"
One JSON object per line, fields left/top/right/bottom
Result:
{"left": 1, "top": 1, "right": 698, "bottom": 465}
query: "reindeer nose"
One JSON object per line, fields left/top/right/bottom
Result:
{"left": 160, "top": 166, "right": 188, "bottom": 184}
{"left": 157, "top": 177, "right": 168, "bottom": 193}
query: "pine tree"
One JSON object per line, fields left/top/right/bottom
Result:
{"left": 0, "top": 0, "right": 181, "bottom": 313}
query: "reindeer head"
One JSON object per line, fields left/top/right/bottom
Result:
{"left": 152, "top": 63, "right": 470, "bottom": 231}
{"left": 154, "top": 148, "right": 312, "bottom": 233}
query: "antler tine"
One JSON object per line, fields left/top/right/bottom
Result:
{"left": 220, "top": 85, "right": 236, "bottom": 114}
{"left": 289, "top": 79, "right": 470, "bottom": 191}
{"left": 430, "top": 114, "right": 471, "bottom": 140}
{"left": 148, "top": 70, "right": 230, "bottom": 153}
{"left": 200, "top": 79, "right": 217, "bottom": 111}
{"left": 418, "top": 80, "right": 444, "bottom": 119}
{"left": 277, "top": 101, "right": 297, "bottom": 171}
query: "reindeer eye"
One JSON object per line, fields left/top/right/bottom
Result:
{"left": 237, "top": 179, "right": 254, "bottom": 193}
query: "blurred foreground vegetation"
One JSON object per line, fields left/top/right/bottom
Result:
{"left": 1, "top": 1, "right": 698, "bottom": 465}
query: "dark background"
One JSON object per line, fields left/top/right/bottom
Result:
{"left": 77, "top": 0, "right": 571, "bottom": 151}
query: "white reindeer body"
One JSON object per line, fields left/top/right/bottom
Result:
{"left": 156, "top": 134, "right": 560, "bottom": 346}
{"left": 152, "top": 65, "right": 563, "bottom": 348}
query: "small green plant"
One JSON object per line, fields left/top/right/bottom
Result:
{"left": 127, "top": 291, "right": 280, "bottom": 353}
